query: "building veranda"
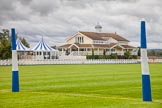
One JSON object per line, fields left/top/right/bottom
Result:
{"left": 58, "top": 31, "right": 138, "bottom": 56}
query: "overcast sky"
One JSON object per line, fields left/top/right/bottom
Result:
{"left": 0, "top": 0, "right": 162, "bottom": 49}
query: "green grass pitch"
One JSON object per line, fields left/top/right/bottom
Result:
{"left": 0, "top": 64, "right": 162, "bottom": 108}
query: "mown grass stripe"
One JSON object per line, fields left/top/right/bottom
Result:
{"left": 0, "top": 64, "right": 162, "bottom": 108}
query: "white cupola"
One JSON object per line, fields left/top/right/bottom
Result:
{"left": 95, "top": 23, "right": 102, "bottom": 32}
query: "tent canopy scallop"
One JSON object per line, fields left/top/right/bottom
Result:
{"left": 31, "top": 37, "right": 56, "bottom": 51}
{"left": 16, "top": 39, "right": 29, "bottom": 51}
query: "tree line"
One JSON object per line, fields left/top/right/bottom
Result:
{"left": 147, "top": 49, "right": 162, "bottom": 57}
{"left": 0, "top": 29, "right": 29, "bottom": 60}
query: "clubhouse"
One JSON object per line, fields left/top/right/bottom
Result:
{"left": 58, "top": 24, "right": 138, "bottom": 56}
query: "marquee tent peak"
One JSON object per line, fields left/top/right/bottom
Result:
{"left": 31, "top": 37, "right": 56, "bottom": 51}
{"left": 16, "top": 38, "right": 29, "bottom": 51}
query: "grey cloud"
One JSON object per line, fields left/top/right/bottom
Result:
{"left": 0, "top": 0, "right": 31, "bottom": 24}
{"left": 0, "top": 0, "right": 16, "bottom": 24}
{"left": 29, "top": 0, "right": 61, "bottom": 16}
{"left": 18, "top": 0, "right": 33, "bottom": 5}
{"left": 0, "top": 0, "right": 162, "bottom": 49}
{"left": 0, "top": 0, "right": 15, "bottom": 10}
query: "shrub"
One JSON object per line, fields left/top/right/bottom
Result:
{"left": 131, "top": 55, "right": 138, "bottom": 59}
{"left": 110, "top": 53, "right": 117, "bottom": 59}
{"left": 124, "top": 51, "right": 131, "bottom": 59}
{"left": 86, "top": 53, "right": 139, "bottom": 59}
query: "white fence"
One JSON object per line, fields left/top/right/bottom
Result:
{"left": 0, "top": 59, "right": 162, "bottom": 66}
{"left": 59, "top": 56, "right": 86, "bottom": 60}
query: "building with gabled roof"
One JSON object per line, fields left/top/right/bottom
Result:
{"left": 58, "top": 24, "right": 138, "bottom": 56}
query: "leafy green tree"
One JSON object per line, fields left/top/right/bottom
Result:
{"left": 0, "top": 29, "right": 30, "bottom": 59}
{"left": 19, "top": 37, "right": 30, "bottom": 48}
{"left": 103, "top": 49, "right": 106, "bottom": 55}
{"left": 137, "top": 47, "right": 141, "bottom": 56}
{"left": 124, "top": 51, "right": 131, "bottom": 59}
{"left": 91, "top": 48, "right": 94, "bottom": 59}
{"left": 2, "top": 29, "right": 10, "bottom": 40}
{"left": 0, "top": 30, "right": 11, "bottom": 59}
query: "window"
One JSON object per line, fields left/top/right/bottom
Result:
{"left": 78, "top": 37, "right": 79, "bottom": 43}
{"left": 80, "top": 37, "right": 82, "bottom": 43}
{"left": 75, "top": 36, "right": 84, "bottom": 43}
{"left": 111, "top": 49, "right": 115, "bottom": 52}
{"left": 106, "top": 49, "right": 110, "bottom": 51}
{"left": 75, "top": 37, "right": 77, "bottom": 43}
{"left": 87, "top": 48, "right": 91, "bottom": 51}
{"left": 93, "top": 40, "right": 104, "bottom": 44}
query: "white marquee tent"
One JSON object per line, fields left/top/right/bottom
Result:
{"left": 16, "top": 39, "right": 29, "bottom": 51}
{"left": 16, "top": 39, "right": 30, "bottom": 59}
{"left": 31, "top": 37, "right": 59, "bottom": 60}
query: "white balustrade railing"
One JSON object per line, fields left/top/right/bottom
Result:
{"left": 0, "top": 59, "right": 162, "bottom": 66}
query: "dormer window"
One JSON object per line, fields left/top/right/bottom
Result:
{"left": 75, "top": 36, "right": 84, "bottom": 43}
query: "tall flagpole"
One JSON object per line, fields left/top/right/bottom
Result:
{"left": 140, "top": 21, "right": 152, "bottom": 101}
{"left": 11, "top": 28, "right": 19, "bottom": 92}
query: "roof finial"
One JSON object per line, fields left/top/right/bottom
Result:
{"left": 95, "top": 22, "right": 102, "bottom": 33}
